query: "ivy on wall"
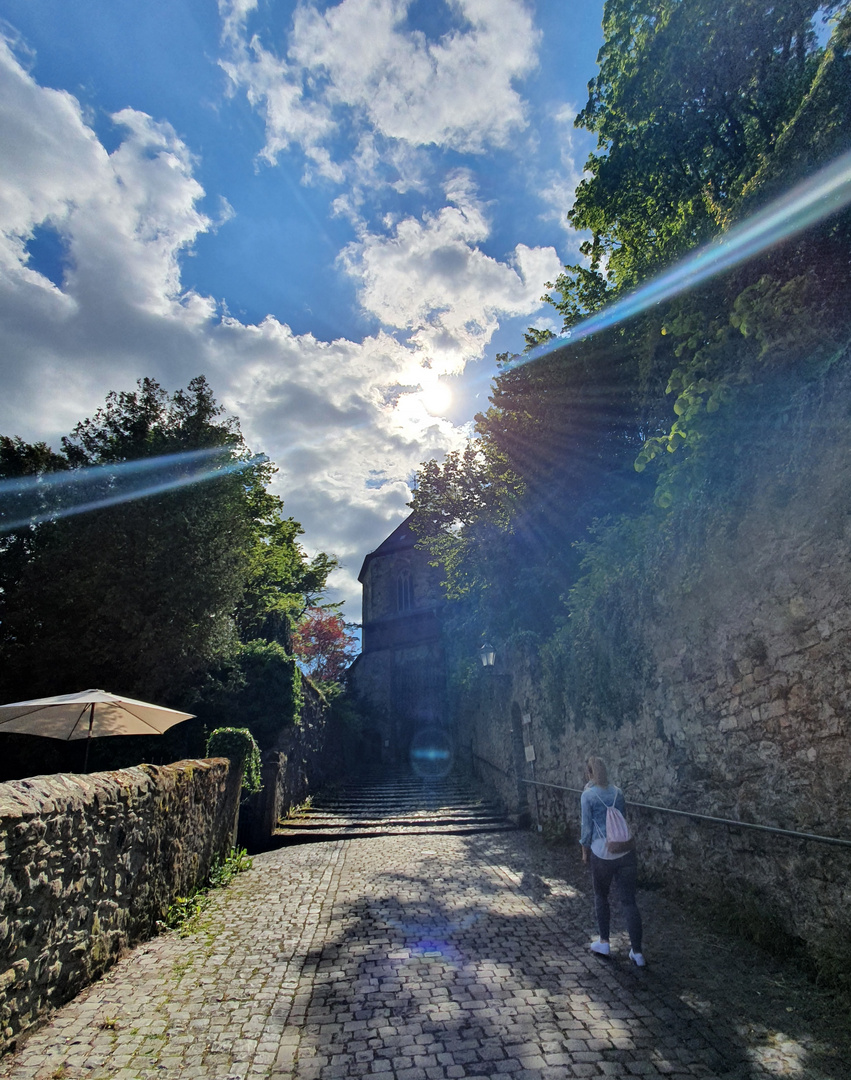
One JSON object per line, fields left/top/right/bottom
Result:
{"left": 206, "top": 727, "right": 262, "bottom": 794}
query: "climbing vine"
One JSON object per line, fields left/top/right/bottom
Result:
{"left": 539, "top": 514, "right": 658, "bottom": 733}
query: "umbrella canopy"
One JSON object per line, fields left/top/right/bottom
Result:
{"left": 0, "top": 690, "right": 194, "bottom": 765}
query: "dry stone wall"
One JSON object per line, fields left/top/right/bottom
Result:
{"left": 0, "top": 758, "right": 240, "bottom": 1049}
{"left": 460, "top": 391, "right": 851, "bottom": 971}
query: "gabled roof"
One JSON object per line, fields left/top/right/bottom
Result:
{"left": 358, "top": 512, "right": 417, "bottom": 583}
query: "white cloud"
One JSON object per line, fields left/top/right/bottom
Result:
{"left": 215, "top": 0, "right": 561, "bottom": 381}
{"left": 220, "top": 33, "right": 342, "bottom": 180}
{"left": 217, "top": 0, "right": 259, "bottom": 45}
{"left": 538, "top": 102, "right": 587, "bottom": 250}
{"left": 0, "top": 38, "right": 105, "bottom": 283}
{"left": 0, "top": 36, "right": 466, "bottom": 608}
{"left": 339, "top": 172, "right": 562, "bottom": 373}
{"left": 218, "top": 323, "right": 465, "bottom": 599}
{"left": 0, "top": 38, "right": 221, "bottom": 434}
{"left": 289, "top": 0, "right": 537, "bottom": 151}
{"left": 0, "top": 26, "right": 563, "bottom": 609}
{"left": 219, "top": 0, "right": 540, "bottom": 184}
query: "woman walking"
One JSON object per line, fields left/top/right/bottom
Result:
{"left": 580, "top": 756, "right": 645, "bottom": 966}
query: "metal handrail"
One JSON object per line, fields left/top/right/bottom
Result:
{"left": 518, "top": 776, "right": 851, "bottom": 850}
{"left": 470, "top": 751, "right": 513, "bottom": 779}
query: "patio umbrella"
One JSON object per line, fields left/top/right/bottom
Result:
{"left": 0, "top": 689, "right": 195, "bottom": 770}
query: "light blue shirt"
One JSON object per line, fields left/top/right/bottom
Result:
{"left": 580, "top": 783, "right": 627, "bottom": 859}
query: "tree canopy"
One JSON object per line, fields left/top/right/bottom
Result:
{"left": 555, "top": 0, "right": 846, "bottom": 314}
{"left": 0, "top": 377, "right": 336, "bottom": 715}
{"left": 290, "top": 607, "right": 360, "bottom": 686}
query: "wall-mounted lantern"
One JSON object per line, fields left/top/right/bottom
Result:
{"left": 480, "top": 642, "right": 496, "bottom": 668}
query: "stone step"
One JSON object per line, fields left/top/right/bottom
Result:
{"left": 297, "top": 804, "right": 502, "bottom": 815}
{"left": 316, "top": 789, "right": 485, "bottom": 798}
{"left": 284, "top": 808, "right": 508, "bottom": 823}
{"left": 272, "top": 770, "right": 516, "bottom": 843}
{"left": 315, "top": 787, "right": 486, "bottom": 800}
{"left": 270, "top": 820, "right": 518, "bottom": 845}
{"left": 300, "top": 803, "right": 497, "bottom": 815}
{"left": 281, "top": 814, "right": 509, "bottom": 830}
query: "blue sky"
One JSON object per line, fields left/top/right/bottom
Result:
{"left": 0, "top": 0, "right": 604, "bottom": 609}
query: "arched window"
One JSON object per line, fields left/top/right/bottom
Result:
{"left": 397, "top": 568, "right": 413, "bottom": 612}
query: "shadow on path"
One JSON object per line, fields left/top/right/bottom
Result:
{"left": 1, "top": 829, "right": 848, "bottom": 1080}
{"left": 287, "top": 831, "right": 849, "bottom": 1079}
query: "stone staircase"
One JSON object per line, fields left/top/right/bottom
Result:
{"left": 272, "top": 770, "right": 516, "bottom": 844}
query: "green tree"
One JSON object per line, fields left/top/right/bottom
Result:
{"left": 195, "top": 640, "right": 303, "bottom": 751}
{"left": 533, "top": 0, "right": 851, "bottom": 501}
{"left": 555, "top": 0, "right": 839, "bottom": 315}
{"left": 0, "top": 378, "right": 334, "bottom": 706}
{"left": 411, "top": 0, "right": 851, "bottom": 677}
{"left": 410, "top": 441, "right": 525, "bottom": 605}
{"left": 410, "top": 320, "right": 652, "bottom": 644}
{"left": 236, "top": 513, "right": 337, "bottom": 647}
{"left": 0, "top": 436, "right": 70, "bottom": 669}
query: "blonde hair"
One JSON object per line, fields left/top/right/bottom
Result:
{"left": 586, "top": 756, "right": 609, "bottom": 787}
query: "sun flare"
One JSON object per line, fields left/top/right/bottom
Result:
{"left": 420, "top": 381, "right": 453, "bottom": 417}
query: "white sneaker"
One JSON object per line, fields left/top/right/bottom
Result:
{"left": 590, "top": 940, "right": 610, "bottom": 956}
{"left": 629, "top": 949, "right": 646, "bottom": 967}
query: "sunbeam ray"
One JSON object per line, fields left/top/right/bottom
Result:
{"left": 509, "top": 149, "right": 851, "bottom": 373}
{"left": 0, "top": 448, "right": 266, "bottom": 533}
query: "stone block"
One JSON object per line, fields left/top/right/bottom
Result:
{"left": 762, "top": 699, "right": 787, "bottom": 721}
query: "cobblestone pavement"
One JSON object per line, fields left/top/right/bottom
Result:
{"left": 2, "top": 831, "right": 849, "bottom": 1080}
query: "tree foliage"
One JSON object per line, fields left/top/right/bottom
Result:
{"left": 411, "top": 327, "right": 652, "bottom": 637}
{"left": 554, "top": 0, "right": 844, "bottom": 314}
{"left": 0, "top": 378, "right": 336, "bottom": 723}
{"left": 410, "top": 443, "right": 524, "bottom": 602}
{"left": 236, "top": 513, "right": 337, "bottom": 647}
{"left": 544, "top": 0, "right": 851, "bottom": 476}
{"left": 290, "top": 608, "right": 359, "bottom": 686}
{"left": 193, "top": 640, "right": 304, "bottom": 750}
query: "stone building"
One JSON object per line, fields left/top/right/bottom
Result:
{"left": 348, "top": 514, "right": 447, "bottom": 769}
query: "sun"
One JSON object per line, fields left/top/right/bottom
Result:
{"left": 419, "top": 380, "right": 453, "bottom": 416}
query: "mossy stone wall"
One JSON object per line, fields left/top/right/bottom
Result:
{"left": 0, "top": 758, "right": 240, "bottom": 1049}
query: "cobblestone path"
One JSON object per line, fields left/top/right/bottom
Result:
{"left": 2, "top": 831, "right": 848, "bottom": 1080}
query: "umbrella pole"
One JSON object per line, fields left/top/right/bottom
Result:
{"left": 83, "top": 702, "right": 94, "bottom": 772}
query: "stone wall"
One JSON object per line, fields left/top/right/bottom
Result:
{"left": 459, "top": 388, "right": 851, "bottom": 970}
{"left": 0, "top": 758, "right": 240, "bottom": 1050}
{"left": 238, "top": 678, "right": 336, "bottom": 851}
{"left": 351, "top": 639, "right": 448, "bottom": 768}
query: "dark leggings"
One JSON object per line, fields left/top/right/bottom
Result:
{"left": 590, "top": 850, "right": 643, "bottom": 952}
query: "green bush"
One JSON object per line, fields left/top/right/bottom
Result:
{"left": 539, "top": 514, "right": 657, "bottom": 733}
{"left": 195, "top": 640, "right": 303, "bottom": 750}
{"left": 206, "top": 727, "right": 262, "bottom": 794}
